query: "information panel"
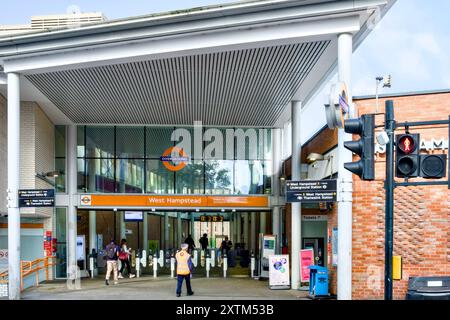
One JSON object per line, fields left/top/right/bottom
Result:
{"left": 286, "top": 180, "right": 337, "bottom": 203}
{"left": 18, "top": 189, "right": 55, "bottom": 208}
{"left": 269, "top": 255, "right": 290, "bottom": 288}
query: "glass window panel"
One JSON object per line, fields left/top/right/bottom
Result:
{"left": 116, "top": 127, "right": 145, "bottom": 158}
{"left": 146, "top": 160, "right": 175, "bottom": 194}
{"left": 77, "top": 126, "right": 85, "bottom": 158}
{"left": 115, "top": 159, "right": 145, "bottom": 193}
{"left": 55, "top": 158, "right": 66, "bottom": 193}
{"left": 204, "top": 127, "right": 230, "bottom": 160}
{"left": 55, "top": 125, "right": 66, "bottom": 158}
{"left": 264, "top": 129, "right": 272, "bottom": 160}
{"left": 85, "top": 126, "right": 115, "bottom": 158}
{"left": 234, "top": 128, "right": 265, "bottom": 160}
{"left": 234, "top": 160, "right": 272, "bottom": 195}
{"left": 146, "top": 127, "right": 175, "bottom": 159}
{"left": 85, "top": 158, "right": 115, "bottom": 193}
{"left": 55, "top": 208, "right": 67, "bottom": 278}
{"left": 205, "top": 160, "right": 234, "bottom": 195}
{"left": 77, "top": 158, "right": 86, "bottom": 193}
{"left": 175, "top": 161, "right": 204, "bottom": 194}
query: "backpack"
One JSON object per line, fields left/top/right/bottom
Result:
{"left": 106, "top": 244, "right": 117, "bottom": 260}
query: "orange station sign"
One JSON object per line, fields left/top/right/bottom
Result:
{"left": 79, "top": 194, "right": 269, "bottom": 208}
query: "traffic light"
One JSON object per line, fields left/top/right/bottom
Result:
{"left": 395, "top": 134, "right": 420, "bottom": 178}
{"left": 420, "top": 154, "right": 447, "bottom": 179}
{"left": 343, "top": 114, "right": 375, "bottom": 180}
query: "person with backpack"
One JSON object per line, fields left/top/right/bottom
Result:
{"left": 105, "top": 239, "right": 120, "bottom": 285}
{"left": 118, "top": 239, "right": 135, "bottom": 279}
{"left": 175, "top": 243, "right": 194, "bottom": 297}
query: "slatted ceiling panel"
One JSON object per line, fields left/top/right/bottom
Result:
{"left": 27, "top": 41, "right": 330, "bottom": 126}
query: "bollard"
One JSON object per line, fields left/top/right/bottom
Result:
{"left": 251, "top": 252, "right": 256, "bottom": 279}
{"left": 153, "top": 255, "right": 158, "bottom": 278}
{"left": 223, "top": 254, "right": 228, "bottom": 278}
{"left": 136, "top": 250, "right": 141, "bottom": 278}
{"left": 210, "top": 249, "right": 216, "bottom": 267}
{"left": 158, "top": 250, "right": 164, "bottom": 268}
{"left": 193, "top": 250, "right": 198, "bottom": 267}
{"left": 170, "top": 255, "right": 176, "bottom": 278}
{"left": 89, "top": 255, "right": 95, "bottom": 279}
{"left": 200, "top": 250, "right": 205, "bottom": 267}
{"left": 206, "top": 255, "right": 211, "bottom": 278}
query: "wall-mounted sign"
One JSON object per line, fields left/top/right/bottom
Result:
{"left": 18, "top": 189, "right": 55, "bottom": 208}
{"left": 79, "top": 194, "right": 269, "bottom": 208}
{"left": 325, "top": 81, "right": 349, "bottom": 129}
{"left": 286, "top": 180, "right": 337, "bottom": 203}
{"left": 302, "top": 215, "right": 328, "bottom": 222}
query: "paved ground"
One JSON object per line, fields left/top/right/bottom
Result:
{"left": 20, "top": 276, "right": 310, "bottom": 300}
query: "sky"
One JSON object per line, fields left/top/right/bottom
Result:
{"left": 0, "top": 0, "right": 449, "bottom": 141}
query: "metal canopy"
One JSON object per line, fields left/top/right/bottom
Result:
{"left": 27, "top": 41, "right": 329, "bottom": 126}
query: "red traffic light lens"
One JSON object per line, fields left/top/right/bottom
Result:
{"left": 398, "top": 135, "right": 416, "bottom": 154}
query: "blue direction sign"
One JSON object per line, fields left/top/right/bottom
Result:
{"left": 286, "top": 180, "right": 337, "bottom": 203}
{"left": 18, "top": 189, "right": 55, "bottom": 208}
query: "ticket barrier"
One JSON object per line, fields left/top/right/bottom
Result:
{"left": 250, "top": 251, "right": 257, "bottom": 279}
{"left": 223, "top": 253, "right": 228, "bottom": 278}
{"left": 170, "top": 253, "right": 176, "bottom": 279}
{"left": 88, "top": 249, "right": 98, "bottom": 278}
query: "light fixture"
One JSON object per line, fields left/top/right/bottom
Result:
{"left": 232, "top": 209, "right": 236, "bottom": 213}
{"left": 196, "top": 209, "right": 200, "bottom": 212}
{"left": 376, "top": 75, "right": 392, "bottom": 112}
{"left": 306, "top": 153, "right": 325, "bottom": 164}
{"left": 151, "top": 208, "right": 156, "bottom": 212}
{"left": 221, "top": 209, "right": 225, "bottom": 212}
{"left": 43, "top": 170, "right": 62, "bottom": 178}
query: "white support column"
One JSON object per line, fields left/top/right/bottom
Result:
{"left": 236, "top": 213, "right": 241, "bottom": 244}
{"left": 7, "top": 72, "right": 21, "bottom": 300}
{"left": 164, "top": 213, "right": 169, "bottom": 250}
{"left": 337, "top": 32, "right": 354, "bottom": 301}
{"left": 120, "top": 212, "right": 126, "bottom": 240}
{"left": 272, "top": 128, "right": 282, "bottom": 253}
{"left": 229, "top": 214, "right": 234, "bottom": 243}
{"left": 190, "top": 213, "right": 195, "bottom": 243}
{"left": 250, "top": 212, "right": 256, "bottom": 252}
{"left": 89, "top": 212, "right": 96, "bottom": 252}
{"left": 67, "top": 124, "right": 78, "bottom": 283}
{"left": 177, "top": 212, "right": 182, "bottom": 246}
{"left": 260, "top": 212, "right": 266, "bottom": 235}
{"left": 243, "top": 213, "right": 249, "bottom": 249}
{"left": 291, "top": 100, "right": 302, "bottom": 290}
{"left": 143, "top": 212, "right": 148, "bottom": 251}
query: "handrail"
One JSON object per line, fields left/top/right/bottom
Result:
{"left": 20, "top": 256, "right": 56, "bottom": 291}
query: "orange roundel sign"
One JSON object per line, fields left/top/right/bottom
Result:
{"left": 161, "top": 146, "right": 189, "bottom": 172}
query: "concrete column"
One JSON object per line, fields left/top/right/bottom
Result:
{"left": 177, "top": 212, "right": 182, "bottom": 246}
{"left": 236, "top": 213, "right": 241, "bottom": 244}
{"left": 250, "top": 212, "right": 256, "bottom": 252}
{"left": 337, "top": 32, "right": 354, "bottom": 300}
{"left": 291, "top": 100, "right": 302, "bottom": 290}
{"left": 7, "top": 72, "right": 20, "bottom": 300}
{"left": 260, "top": 212, "right": 266, "bottom": 235}
{"left": 164, "top": 213, "right": 169, "bottom": 250}
{"left": 67, "top": 125, "right": 78, "bottom": 283}
{"left": 120, "top": 212, "right": 126, "bottom": 240}
{"left": 243, "top": 213, "right": 249, "bottom": 249}
{"left": 143, "top": 213, "right": 148, "bottom": 251}
{"left": 272, "top": 128, "right": 282, "bottom": 253}
{"left": 190, "top": 213, "right": 195, "bottom": 243}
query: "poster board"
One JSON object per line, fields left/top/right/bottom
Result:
{"left": 76, "top": 235, "right": 85, "bottom": 261}
{"left": 269, "top": 255, "right": 290, "bottom": 289}
{"left": 300, "top": 249, "right": 314, "bottom": 282}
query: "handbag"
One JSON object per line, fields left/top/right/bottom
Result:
{"left": 119, "top": 251, "right": 128, "bottom": 261}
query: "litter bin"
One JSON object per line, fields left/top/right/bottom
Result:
{"left": 406, "top": 276, "right": 450, "bottom": 300}
{"left": 309, "top": 266, "right": 329, "bottom": 298}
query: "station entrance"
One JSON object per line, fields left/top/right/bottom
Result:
{"left": 57, "top": 209, "right": 273, "bottom": 279}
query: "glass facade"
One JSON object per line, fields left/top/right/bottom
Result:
{"left": 77, "top": 126, "right": 272, "bottom": 195}
{"left": 55, "top": 126, "right": 66, "bottom": 193}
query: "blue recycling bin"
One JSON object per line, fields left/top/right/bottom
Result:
{"left": 308, "top": 265, "right": 329, "bottom": 297}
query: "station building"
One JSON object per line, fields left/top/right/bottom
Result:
{"left": 0, "top": 0, "right": 399, "bottom": 300}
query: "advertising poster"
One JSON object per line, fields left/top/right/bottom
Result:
{"left": 263, "top": 235, "right": 276, "bottom": 258}
{"left": 269, "top": 255, "right": 290, "bottom": 287}
{"left": 300, "top": 249, "right": 314, "bottom": 282}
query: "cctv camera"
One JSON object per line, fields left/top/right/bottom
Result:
{"left": 377, "top": 131, "right": 390, "bottom": 146}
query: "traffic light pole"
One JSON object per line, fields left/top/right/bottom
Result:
{"left": 384, "top": 100, "right": 395, "bottom": 300}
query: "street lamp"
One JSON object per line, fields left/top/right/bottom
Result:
{"left": 376, "top": 75, "right": 392, "bottom": 113}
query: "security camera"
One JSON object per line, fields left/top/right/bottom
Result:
{"left": 377, "top": 131, "right": 390, "bottom": 146}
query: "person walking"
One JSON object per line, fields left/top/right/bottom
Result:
{"left": 105, "top": 239, "right": 120, "bottom": 285}
{"left": 199, "top": 233, "right": 209, "bottom": 251}
{"left": 184, "top": 234, "right": 196, "bottom": 253}
{"left": 118, "top": 239, "right": 135, "bottom": 279}
{"left": 175, "top": 243, "right": 194, "bottom": 297}
{"left": 220, "top": 236, "right": 232, "bottom": 256}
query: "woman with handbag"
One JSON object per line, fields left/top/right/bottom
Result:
{"left": 118, "top": 239, "right": 135, "bottom": 279}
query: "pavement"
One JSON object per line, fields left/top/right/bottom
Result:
{"left": 19, "top": 275, "right": 311, "bottom": 300}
